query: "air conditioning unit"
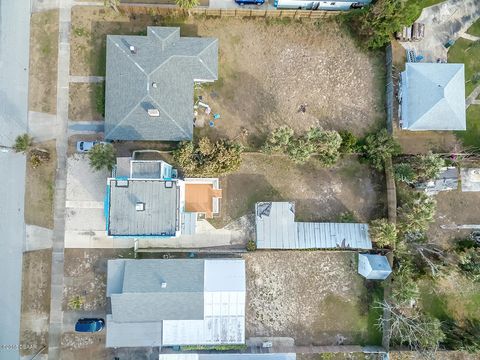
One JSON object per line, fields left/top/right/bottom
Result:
{"left": 148, "top": 108, "right": 160, "bottom": 117}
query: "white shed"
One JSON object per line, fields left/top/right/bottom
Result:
{"left": 358, "top": 254, "right": 392, "bottom": 280}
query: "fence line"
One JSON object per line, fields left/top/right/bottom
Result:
{"left": 385, "top": 43, "right": 394, "bottom": 135}
{"left": 119, "top": 5, "right": 341, "bottom": 18}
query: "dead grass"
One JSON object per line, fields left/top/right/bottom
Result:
{"left": 19, "top": 250, "right": 51, "bottom": 356}
{"left": 29, "top": 10, "right": 59, "bottom": 114}
{"left": 212, "top": 154, "right": 386, "bottom": 227}
{"left": 24, "top": 141, "right": 57, "bottom": 229}
{"left": 244, "top": 251, "right": 372, "bottom": 346}
{"left": 393, "top": 127, "right": 460, "bottom": 155}
{"left": 69, "top": 83, "right": 104, "bottom": 121}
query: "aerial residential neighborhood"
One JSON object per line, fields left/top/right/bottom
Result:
{"left": 1, "top": 0, "right": 480, "bottom": 360}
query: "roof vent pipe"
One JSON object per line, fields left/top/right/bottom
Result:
{"left": 129, "top": 45, "right": 136, "bottom": 54}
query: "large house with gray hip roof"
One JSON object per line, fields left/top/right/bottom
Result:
{"left": 105, "top": 27, "right": 218, "bottom": 141}
{"left": 106, "top": 259, "right": 246, "bottom": 348}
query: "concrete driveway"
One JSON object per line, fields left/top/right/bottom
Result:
{"left": 65, "top": 154, "right": 134, "bottom": 248}
{"left": 401, "top": 0, "right": 480, "bottom": 61}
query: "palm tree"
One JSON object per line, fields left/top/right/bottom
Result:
{"left": 88, "top": 143, "right": 116, "bottom": 172}
{"left": 13, "top": 133, "right": 33, "bottom": 153}
{"left": 175, "top": 0, "right": 199, "bottom": 10}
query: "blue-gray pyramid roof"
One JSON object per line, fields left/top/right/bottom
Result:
{"left": 105, "top": 27, "right": 218, "bottom": 141}
{"left": 401, "top": 63, "right": 466, "bottom": 131}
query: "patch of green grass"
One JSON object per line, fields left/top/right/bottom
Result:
{"left": 448, "top": 38, "right": 480, "bottom": 96}
{"left": 72, "top": 26, "right": 89, "bottom": 37}
{"left": 419, "top": 284, "right": 450, "bottom": 321}
{"left": 455, "top": 105, "right": 480, "bottom": 149}
{"left": 366, "top": 286, "right": 384, "bottom": 346}
{"left": 466, "top": 19, "right": 480, "bottom": 37}
{"left": 405, "top": 0, "right": 445, "bottom": 21}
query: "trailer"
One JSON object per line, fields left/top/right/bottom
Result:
{"left": 273, "top": 0, "right": 371, "bottom": 10}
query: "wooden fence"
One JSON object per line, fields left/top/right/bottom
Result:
{"left": 119, "top": 4, "right": 341, "bottom": 19}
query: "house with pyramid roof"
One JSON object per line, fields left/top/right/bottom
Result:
{"left": 399, "top": 63, "right": 466, "bottom": 131}
{"left": 104, "top": 27, "right": 218, "bottom": 141}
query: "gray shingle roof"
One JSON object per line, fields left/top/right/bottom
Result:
{"left": 105, "top": 26, "right": 218, "bottom": 141}
{"left": 107, "top": 179, "right": 180, "bottom": 236}
{"left": 108, "top": 259, "right": 205, "bottom": 322}
{"left": 400, "top": 63, "right": 466, "bottom": 131}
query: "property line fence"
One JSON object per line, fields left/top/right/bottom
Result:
{"left": 385, "top": 43, "right": 394, "bottom": 134}
{"left": 120, "top": 5, "right": 341, "bottom": 18}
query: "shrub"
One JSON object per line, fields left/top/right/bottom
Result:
{"left": 95, "top": 82, "right": 105, "bottom": 117}
{"left": 442, "top": 319, "right": 480, "bottom": 352}
{"left": 309, "top": 128, "right": 342, "bottom": 166}
{"left": 394, "top": 163, "right": 416, "bottom": 184}
{"left": 363, "top": 129, "right": 401, "bottom": 171}
{"left": 175, "top": 0, "right": 199, "bottom": 9}
{"left": 246, "top": 240, "right": 257, "bottom": 251}
{"left": 412, "top": 151, "right": 445, "bottom": 182}
{"left": 397, "top": 190, "right": 436, "bottom": 241}
{"left": 173, "top": 138, "right": 243, "bottom": 177}
{"left": 459, "top": 248, "right": 480, "bottom": 281}
{"left": 337, "top": 211, "right": 357, "bottom": 223}
{"left": 369, "top": 218, "right": 397, "bottom": 248}
{"left": 339, "top": 130, "right": 358, "bottom": 154}
{"left": 13, "top": 133, "right": 33, "bottom": 153}
{"left": 88, "top": 143, "right": 116, "bottom": 172}
{"left": 286, "top": 136, "right": 316, "bottom": 164}
{"left": 391, "top": 263, "right": 419, "bottom": 305}
{"left": 68, "top": 295, "right": 85, "bottom": 310}
{"left": 262, "top": 126, "right": 294, "bottom": 154}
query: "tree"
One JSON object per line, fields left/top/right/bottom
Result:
{"left": 339, "top": 130, "right": 358, "bottom": 154}
{"left": 262, "top": 126, "right": 294, "bottom": 154}
{"left": 443, "top": 319, "right": 480, "bottom": 352}
{"left": 391, "top": 263, "right": 419, "bottom": 305}
{"left": 286, "top": 136, "right": 316, "bottom": 164}
{"left": 13, "top": 133, "right": 33, "bottom": 153}
{"left": 344, "top": 0, "right": 420, "bottom": 49}
{"left": 175, "top": 0, "right": 199, "bottom": 10}
{"left": 398, "top": 190, "right": 436, "bottom": 240}
{"left": 363, "top": 129, "right": 401, "bottom": 171}
{"left": 88, "top": 143, "right": 116, "bottom": 172}
{"left": 378, "top": 301, "right": 445, "bottom": 356}
{"left": 394, "top": 163, "right": 416, "bottom": 184}
{"left": 369, "top": 218, "right": 397, "bottom": 248}
{"left": 173, "top": 137, "right": 243, "bottom": 177}
{"left": 459, "top": 248, "right": 480, "bottom": 281}
{"left": 412, "top": 152, "right": 445, "bottom": 182}
{"left": 308, "top": 128, "right": 342, "bottom": 166}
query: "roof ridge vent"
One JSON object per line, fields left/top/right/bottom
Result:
{"left": 148, "top": 108, "right": 160, "bottom": 117}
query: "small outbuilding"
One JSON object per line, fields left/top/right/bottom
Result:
{"left": 358, "top": 254, "right": 392, "bottom": 280}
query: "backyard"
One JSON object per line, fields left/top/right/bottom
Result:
{"left": 448, "top": 25, "right": 480, "bottom": 148}
{"left": 244, "top": 251, "right": 383, "bottom": 346}
{"left": 69, "top": 6, "right": 386, "bottom": 148}
{"left": 212, "top": 154, "right": 386, "bottom": 227}
{"left": 29, "top": 10, "right": 59, "bottom": 114}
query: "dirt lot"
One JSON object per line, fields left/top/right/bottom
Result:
{"left": 213, "top": 154, "right": 386, "bottom": 227}
{"left": 24, "top": 140, "right": 57, "bottom": 229}
{"left": 69, "top": 83, "right": 104, "bottom": 121}
{"left": 29, "top": 10, "right": 59, "bottom": 114}
{"left": 244, "top": 251, "right": 378, "bottom": 346}
{"left": 19, "top": 250, "right": 51, "bottom": 356}
{"left": 70, "top": 7, "right": 385, "bottom": 148}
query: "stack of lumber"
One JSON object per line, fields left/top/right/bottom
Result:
{"left": 396, "top": 23, "right": 425, "bottom": 42}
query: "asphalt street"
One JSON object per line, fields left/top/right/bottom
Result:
{"left": 0, "top": 0, "right": 30, "bottom": 359}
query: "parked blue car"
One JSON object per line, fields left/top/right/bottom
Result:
{"left": 235, "top": 0, "right": 265, "bottom": 5}
{"left": 75, "top": 318, "right": 105, "bottom": 333}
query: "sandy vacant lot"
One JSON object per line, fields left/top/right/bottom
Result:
{"left": 70, "top": 7, "right": 385, "bottom": 148}
{"left": 245, "top": 251, "right": 374, "bottom": 346}
{"left": 214, "top": 154, "right": 386, "bottom": 227}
